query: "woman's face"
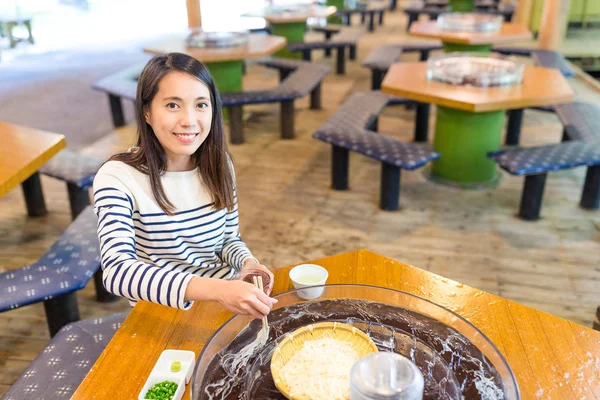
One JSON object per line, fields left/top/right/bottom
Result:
{"left": 145, "top": 71, "right": 213, "bottom": 171}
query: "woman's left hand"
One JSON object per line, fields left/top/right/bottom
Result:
{"left": 242, "top": 258, "right": 275, "bottom": 295}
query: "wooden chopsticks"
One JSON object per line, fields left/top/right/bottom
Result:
{"left": 253, "top": 275, "right": 269, "bottom": 331}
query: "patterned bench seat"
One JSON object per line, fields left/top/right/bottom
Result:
{"left": 92, "top": 59, "right": 331, "bottom": 144}
{"left": 0, "top": 207, "right": 108, "bottom": 336}
{"left": 555, "top": 101, "right": 600, "bottom": 142}
{"left": 495, "top": 50, "right": 574, "bottom": 146}
{"left": 91, "top": 63, "right": 142, "bottom": 127}
{"left": 532, "top": 50, "right": 576, "bottom": 78}
{"left": 288, "top": 26, "right": 365, "bottom": 74}
{"left": 224, "top": 58, "right": 331, "bottom": 144}
{"left": 362, "top": 41, "right": 441, "bottom": 89}
{"left": 2, "top": 312, "right": 128, "bottom": 400}
{"left": 488, "top": 141, "right": 600, "bottom": 220}
{"left": 39, "top": 149, "right": 103, "bottom": 220}
{"left": 313, "top": 91, "right": 440, "bottom": 210}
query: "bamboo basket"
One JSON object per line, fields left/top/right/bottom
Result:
{"left": 270, "top": 322, "right": 378, "bottom": 400}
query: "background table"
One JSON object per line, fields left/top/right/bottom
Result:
{"left": 409, "top": 20, "right": 532, "bottom": 52}
{"left": 0, "top": 121, "right": 66, "bottom": 216}
{"left": 72, "top": 249, "right": 600, "bottom": 400}
{"left": 381, "top": 62, "right": 574, "bottom": 186}
{"left": 144, "top": 34, "right": 287, "bottom": 94}
{"left": 246, "top": 5, "right": 336, "bottom": 59}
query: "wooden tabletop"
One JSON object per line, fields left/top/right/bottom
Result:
{"left": 247, "top": 5, "right": 336, "bottom": 24}
{"left": 409, "top": 21, "right": 532, "bottom": 45}
{"left": 143, "top": 33, "right": 287, "bottom": 63}
{"left": 72, "top": 249, "right": 600, "bottom": 399}
{"left": 381, "top": 62, "right": 575, "bottom": 112}
{"left": 0, "top": 121, "right": 66, "bottom": 197}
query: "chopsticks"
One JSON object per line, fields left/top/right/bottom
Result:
{"left": 253, "top": 276, "right": 269, "bottom": 331}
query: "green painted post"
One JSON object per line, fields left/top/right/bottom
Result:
{"left": 442, "top": 43, "right": 492, "bottom": 53}
{"left": 327, "top": 0, "right": 344, "bottom": 24}
{"left": 205, "top": 60, "right": 244, "bottom": 119}
{"left": 270, "top": 22, "right": 306, "bottom": 59}
{"left": 431, "top": 106, "right": 505, "bottom": 186}
{"left": 449, "top": 0, "right": 475, "bottom": 11}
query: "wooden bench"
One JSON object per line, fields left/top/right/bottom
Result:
{"left": 362, "top": 42, "right": 442, "bottom": 89}
{"left": 313, "top": 91, "right": 439, "bottom": 210}
{"left": 555, "top": 101, "right": 600, "bottom": 142}
{"left": 224, "top": 58, "right": 331, "bottom": 143}
{"left": 3, "top": 312, "right": 128, "bottom": 400}
{"left": 92, "top": 59, "right": 331, "bottom": 144}
{"left": 494, "top": 49, "right": 576, "bottom": 146}
{"left": 0, "top": 207, "right": 110, "bottom": 336}
{"left": 288, "top": 26, "right": 365, "bottom": 74}
{"left": 361, "top": 42, "right": 443, "bottom": 144}
{"left": 39, "top": 149, "right": 103, "bottom": 220}
{"left": 488, "top": 141, "right": 600, "bottom": 220}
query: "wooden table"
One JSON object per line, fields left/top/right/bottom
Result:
{"left": 244, "top": 5, "right": 336, "bottom": 59}
{"left": 381, "top": 62, "right": 574, "bottom": 186}
{"left": 0, "top": 121, "right": 66, "bottom": 216}
{"left": 144, "top": 34, "right": 287, "bottom": 93}
{"left": 72, "top": 250, "right": 600, "bottom": 399}
{"left": 409, "top": 20, "right": 532, "bottom": 52}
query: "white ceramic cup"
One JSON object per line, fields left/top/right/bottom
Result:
{"left": 289, "top": 264, "right": 329, "bottom": 300}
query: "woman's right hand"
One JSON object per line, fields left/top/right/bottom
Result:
{"left": 216, "top": 280, "right": 278, "bottom": 319}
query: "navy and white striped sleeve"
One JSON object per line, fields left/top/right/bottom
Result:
{"left": 221, "top": 189, "right": 256, "bottom": 272}
{"left": 93, "top": 171, "right": 194, "bottom": 310}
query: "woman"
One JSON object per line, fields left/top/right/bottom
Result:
{"left": 93, "top": 52, "right": 276, "bottom": 319}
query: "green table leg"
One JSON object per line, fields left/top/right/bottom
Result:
{"left": 431, "top": 106, "right": 504, "bottom": 187}
{"left": 204, "top": 60, "right": 243, "bottom": 119}
{"left": 449, "top": 0, "right": 474, "bottom": 11}
{"left": 443, "top": 42, "right": 492, "bottom": 53}
{"left": 327, "top": 0, "right": 344, "bottom": 24}
{"left": 270, "top": 22, "right": 306, "bottom": 59}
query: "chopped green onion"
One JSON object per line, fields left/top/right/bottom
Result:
{"left": 144, "top": 380, "right": 178, "bottom": 400}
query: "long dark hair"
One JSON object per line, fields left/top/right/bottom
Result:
{"left": 109, "top": 52, "right": 235, "bottom": 214}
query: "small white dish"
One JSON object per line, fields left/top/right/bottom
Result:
{"left": 289, "top": 264, "right": 329, "bottom": 300}
{"left": 138, "top": 349, "right": 196, "bottom": 400}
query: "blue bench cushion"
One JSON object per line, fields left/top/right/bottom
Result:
{"left": 555, "top": 101, "right": 600, "bottom": 141}
{"left": 532, "top": 50, "right": 576, "bottom": 78}
{"left": 259, "top": 57, "right": 316, "bottom": 72}
{"left": 311, "top": 24, "right": 343, "bottom": 34}
{"left": 403, "top": 6, "right": 446, "bottom": 16}
{"left": 221, "top": 89, "right": 297, "bottom": 106}
{"left": 92, "top": 63, "right": 143, "bottom": 101}
{"left": 362, "top": 45, "right": 403, "bottom": 70}
{"left": 492, "top": 46, "right": 533, "bottom": 56}
{"left": 0, "top": 207, "right": 100, "bottom": 312}
{"left": 40, "top": 150, "right": 103, "bottom": 189}
{"left": 2, "top": 312, "right": 128, "bottom": 400}
{"left": 314, "top": 91, "right": 439, "bottom": 169}
{"left": 327, "top": 91, "right": 390, "bottom": 128}
{"left": 314, "top": 127, "right": 440, "bottom": 169}
{"left": 489, "top": 140, "right": 600, "bottom": 175}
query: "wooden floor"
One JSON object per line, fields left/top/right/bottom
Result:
{"left": 1, "top": 6, "right": 600, "bottom": 396}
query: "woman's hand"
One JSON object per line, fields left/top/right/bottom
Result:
{"left": 215, "top": 280, "right": 278, "bottom": 319}
{"left": 241, "top": 258, "right": 275, "bottom": 295}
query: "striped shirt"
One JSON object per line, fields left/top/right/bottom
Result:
{"left": 93, "top": 160, "right": 255, "bottom": 310}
